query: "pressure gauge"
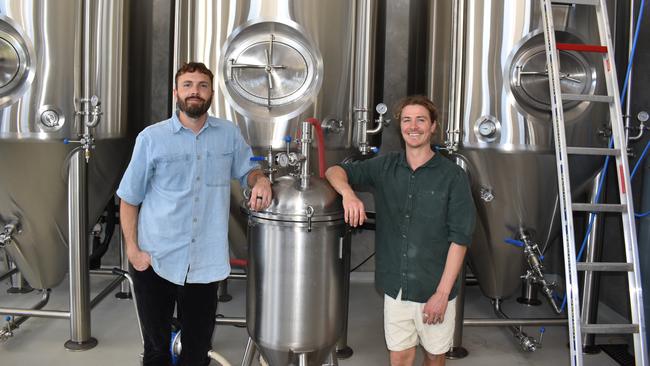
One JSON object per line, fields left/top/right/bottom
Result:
{"left": 376, "top": 103, "right": 388, "bottom": 115}
{"left": 478, "top": 120, "right": 497, "bottom": 137}
{"left": 474, "top": 115, "right": 500, "bottom": 142}
{"left": 277, "top": 153, "right": 290, "bottom": 168}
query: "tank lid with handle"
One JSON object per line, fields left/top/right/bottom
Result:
{"left": 243, "top": 175, "right": 344, "bottom": 222}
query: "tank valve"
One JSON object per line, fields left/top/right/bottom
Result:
{"left": 63, "top": 133, "right": 96, "bottom": 162}
{"left": 479, "top": 186, "right": 495, "bottom": 202}
{"left": 0, "top": 316, "right": 15, "bottom": 342}
{"left": 505, "top": 232, "right": 562, "bottom": 314}
{"left": 0, "top": 222, "right": 19, "bottom": 247}
{"left": 250, "top": 146, "right": 278, "bottom": 184}
{"left": 517, "top": 328, "right": 539, "bottom": 352}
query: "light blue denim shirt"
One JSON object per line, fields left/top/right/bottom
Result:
{"left": 117, "top": 113, "right": 258, "bottom": 285}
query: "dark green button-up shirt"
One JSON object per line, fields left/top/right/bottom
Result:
{"left": 341, "top": 151, "right": 475, "bottom": 303}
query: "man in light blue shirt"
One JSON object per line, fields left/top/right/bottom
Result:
{"left": 117, "top": 62, "right": 271, "bottom": 366}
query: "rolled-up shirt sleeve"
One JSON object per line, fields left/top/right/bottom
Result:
{"left": 117, "top": 133, "right": 153, "bottom": 205}
{"left": 231, "top": 127, "right": 259, "bottom": 188}
{"left": 446, "top": 169, "right": 476, "bottom": 246}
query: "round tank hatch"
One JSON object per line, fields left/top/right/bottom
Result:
{"left": 0, "top": 19, "right": 33, "bottom": 109}
{"left": 219, "top": 21, "right": 323, "bottom": 121}
{"left": 508, "top": 31, "right": 596, "bottom": 114}
{"left": 0, "top": 38, "right": 20, "bottom": 88}
{"left": 229, "top": 36, "right": 309, "bottom": 106}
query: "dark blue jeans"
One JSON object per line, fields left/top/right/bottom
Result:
{"left": 131, "top": 266, "right": 219, "bottom": 366}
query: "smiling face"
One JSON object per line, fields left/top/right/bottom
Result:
{"left": 400, "top": 104, "right": 437, "bottom": 150}
{"left": 174, "top": 70, "right": 214, "bottom": 119}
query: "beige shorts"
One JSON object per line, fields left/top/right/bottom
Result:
{"left": 384, "top": 290, "right": 456, "bottom": 355}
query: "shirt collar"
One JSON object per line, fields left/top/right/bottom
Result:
{"left": 397, "top": 149, "right": 441, "bottom": 169}
{"left": 170, "top": 111, "right": 218, "bottom": 134}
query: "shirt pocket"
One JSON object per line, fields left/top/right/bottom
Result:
{"left": 206, "top": 151, "right": 233, "bottom": 187}
{"left": 415, "top": 189, "right": 447, "bottom": 220}
{"left": 153, "top": 153, "right": 191, "bottom": 191}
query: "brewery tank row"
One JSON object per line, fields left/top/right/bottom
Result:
{"left": 0, "top": 0, "right": 618, "bottom": 364}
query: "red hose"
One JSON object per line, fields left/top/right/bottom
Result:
{"left": 230, "top": 258, "right": 247, "bottom": 268}
{"left": 306, "top": 118, "right": 326, "bottom": 178}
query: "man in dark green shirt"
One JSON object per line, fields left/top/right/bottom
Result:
{"left": 326, "top": 95, "right": 475, "bottom": 366}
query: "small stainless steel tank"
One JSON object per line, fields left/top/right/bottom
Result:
{"left": 243, "top": 123, "right": 349, "bottom": 366}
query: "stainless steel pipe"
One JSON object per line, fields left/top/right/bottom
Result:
{"left": 0, "top": 308, "right": 70, "bottom": 319}
{"left": 0, "top": 267, "right": 18, "bottom": 282}
{"left": 463, "top": 318, "right": 567, "bottom": 326}
{"left": 65, "top": 148, "right": 96, "bottom": 350}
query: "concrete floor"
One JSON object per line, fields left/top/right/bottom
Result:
{"left": 0, "top": 270, "right": 623, "bottom": 366}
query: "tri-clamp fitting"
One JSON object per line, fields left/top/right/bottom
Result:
{"left": 0, "top": 222, "right": 19, "bottom": 247}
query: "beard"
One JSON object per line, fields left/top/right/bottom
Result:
{"left": 177, "top": 95, "right": 212, "bottom": 119}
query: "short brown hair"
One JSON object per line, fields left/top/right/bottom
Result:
{"left": 175, "top": 62, "right": 214, "bottom": 87}
{"left": 393, "top": 95, "right": 439, "bottom": 123}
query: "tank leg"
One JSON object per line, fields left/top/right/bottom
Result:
{"left": 323, "top": 351, "right": 339, "bottom": 366}
{"left": 298, "top": 353, "right": 308, "bottom": 366}
{"left": 115, "top": 231, "right": 132, "bottom": 299}
{"left": 64, "top": 150, "right": 97, "bottom": 350}
{"left": 218, "top": 279, "right": 232, "bottom": 302}
{"left": 5, "top": 257, "right": 33, "bottom": 294}
{"left": 446, "top": 263, "right": 468, "bottom": 359}
{"left": 241, "top": 337, "right": 257, "bottom": 366}
{"left": 336, "top": 234, "right": 353, "bottom": 359}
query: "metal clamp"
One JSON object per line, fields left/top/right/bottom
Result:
{"left": 0, "top": 223, "right": 19, "bottom": 247}
{"left": 321, "top": 119, "right": 344, "bottom": 134}
{"left": 306, "top": 205, "right": 315, "bottom": 232}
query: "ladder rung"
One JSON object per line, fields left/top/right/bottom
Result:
{"left": 582, "top": 324, "right": 639, "bottom": 334}
{"left": 565, "top": 147, "right": 620, "bottom": 156}
{"left": 556, "top": 43, "right": 608, "bottom": 53}
{"left": 552, "top": 0, "right": 598, "bottom": 5}
{"left": 577, "top": 262, "right": 634, "bottom": 272}
{"left": 572, "top": 203, "right": 626, "bottom": 212}
{"left": 562, "top": 94, "right": 614, "bottom": 103}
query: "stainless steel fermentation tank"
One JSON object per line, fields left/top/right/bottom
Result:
{"left": 173, "top": 0, "right": 379, "bottom": 213}
{"left": 0, "top": 0, "right": 129, "bottom": 290}
{"left": 428, "top": 0, "right": 611, "bottom": 299}
{"left": 174, "top": 1, "right": 378, "bottom": 365}
{"left": 244, "top": 122, "right": 349, "bottom": 366}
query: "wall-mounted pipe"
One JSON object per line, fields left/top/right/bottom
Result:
{"left": 352, "top": 0, "right": 378, "bottom": 154}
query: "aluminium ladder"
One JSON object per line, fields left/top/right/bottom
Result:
{"left": 539, "top": 0, "right": 647, "bottom": 365}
